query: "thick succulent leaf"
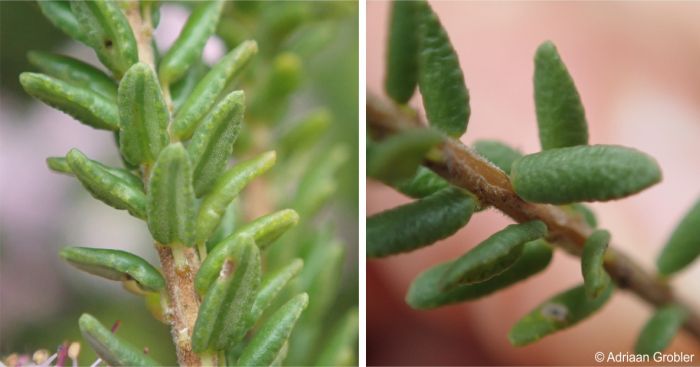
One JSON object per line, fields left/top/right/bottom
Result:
{"left": 47, "top": 156, "right": 142, "bottom": 188}
{"left": 79, "top": 313, "right": 160, "bottom": 366}
{"left": 70, "top": 0, "right": 138, "bottom": 79}
{"left": 37, "top": 0, "right": 89, "bottom": 43}
{"left": 60, "top": 247, "right": 164, "bottom": 292}
{"left": 581, "top": 230, "right": 611, "bottom": 299}
{"left": 635, "top": 305, "right": 687, "bottom": 355}
{"left": 441, "top": 221, "right": 547, "bottom": 289}
{"left": 472, "top": 140, "right": 523, "bottom": 174}
{"left": 417, "top": 2, "right": 470, "bottom": 137}
{"left": 292, "top": 145, "right": 348, "bottom": 217}
{"left": 195, "top": 152, "right": 276, "bottom": 242}
{"left": 657, "top": 197, "right": 700, "bottom": 276}
{"left": 385, "top": 1, "right": 419, "bottom": 104}
{"left": 237, "top": 293, "right": 309, "bottom": 367}
{"left": 511, "top": 145, "right": 662, "bottom": 204}
{"left": 367, "top": 188, "right": 475, "bottom": 257}
{"left": 117, "top": 63, "right": 169, "bottom": 166}
{"left": 173, "top": 40, "right": 257, "bottom": 140}
{"left": 188, "top": 91, "right": 245, "bottom": 197}
{"left": 66, "top": 149, "right": 146, "bottom": 218}
{"left": 508, "top": 282, "right": 614, "bottom": 346}
{"left": 20, "top": 72, "right": 119, "bottom": 130}
{"left": 367, "top": 128, "right": 442, "bottom": 183}
{"left": 192, "top": 238, "right": 261, "bottom": 352}
{"left": 158, "top": 0, "right": 224, "bottom": 85}
{"left": 277, "top": 109, "right": 331, "bottom": 157}
{"left": 393, "top": 166, "right": 450, "bottom": 199}
{"left": 197, "top": 210, "right": 298, "bottom": 295}
{"left": 236, "top": 209, "right": 300, "bottom": 250}
{"left": 246, "top": 259, "right": 304, "bottom": 329}
{"left": 315, "top": 308, "right": 359, "bottom": 366}
{"left": 147, "top": 143, "right": 196, "bottom": 246}
{"left": 27, "top": 51, "right": 117, "bottom": 100}
{"left": 407, "top": 240, "right": 553, "bottom": 309}
{"left": 534, "top": 41, "right": 588, "bottom": 150}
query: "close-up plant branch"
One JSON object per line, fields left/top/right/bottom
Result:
{"left": 367, "top": 0, "right": 700, "bottom": 363}
{"left": 1, "top": 1, "right": 358, "bottom": 366}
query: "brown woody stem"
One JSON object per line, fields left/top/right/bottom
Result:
{"left": 367, "top": 92, "right": 700, "bottom": 341}
{"left": 126, "top": 4, "right": 211, "bottom": 365}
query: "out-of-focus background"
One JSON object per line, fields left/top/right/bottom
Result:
{"left": 0, "top": 2, "right": 358, "bottom": 364}
{"left": 368, "top": 1, "right": 700, "bottom": 365}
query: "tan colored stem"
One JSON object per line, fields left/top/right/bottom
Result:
{"left": 124, "top": 4, "right": 212, "bottom": 365}
{"left": 156, "top": 244, "right": 204, "bottom": 366}
{"left": 367, "top": 93, "right": 700, "bottom": 341}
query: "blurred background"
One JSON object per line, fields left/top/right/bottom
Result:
{"left": 368, "top": 1, "right": 700, "bottom": 365}
{"left": 1, "top": 1, "right": 357, "bottom": 364}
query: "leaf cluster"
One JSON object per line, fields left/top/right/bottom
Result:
{"left": 22, "top": 1, "right": 357, "bottom": 366}
{"left": 370, "top": 0, "right": 699, "bottom": 354}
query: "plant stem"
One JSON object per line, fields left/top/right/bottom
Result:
{"left": 125, "top": 5, "right": 210, "bottom": 365}
{"left": 367, "top": 93, "right": 700, "bottom": 341}
{"left": 157, "top": 243, "right": 205, "bottom": 366}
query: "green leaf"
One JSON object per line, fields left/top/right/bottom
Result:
{"left": 188, "top": 91, "right": 245, "bottom": 197}
{"left": 292, "top": 145, "right": 348, "bottom": 217}
{"left": 65, "top": 149, "right": 146, "bottom": 218}
{"left": 20, "top": 72, "right": 119, "bottom": 130}
{"left": 192, "top": 237, "right": 261, "bottom": 352}
{"left": 37, "top": 0, "right": 89, "bottom": 44}
{"left": 315, "top": 308, "right": 359, "bottom": 366}
{"left": 277, "top": 109, "right": 331, "bottom": 157}
{"left": 417, "top": 2, "right": 470, "bottom": 137}
{"left": 393, "top": 166, "right": 450, "bottom": 199}
{"left": 197, "top": 210, "right": 299, "bottom": 295}
{"left": 79, "top": 313, "right": 160, "bottom": 366}
{"left": 472, "top": 140, "right": 523, "bottom": 174}
{"left": 170, "top": 61, "right": 209, "bottom": 113}
{"left": 117, "top": 63, "right": 169, "bottom": 166}
{"left": 27, "top": 51, "right": 117, "bottom": 100}
{"left": 147, "top": 143, "right": 196, "bottom": 246}
{"left": 236, "top": 209, "right": 300, "bottom": 249}
{"left": 70, "top": 0, "right": 138, "bottom": 79}
{"left": 47, "top": 156, "right": 142, "bottom": 188}
{"left": 657, "top": 197, "right": 700, "bottom": 276}
{"left": 508, "top": 282, "right": 614, "bottom": 346}
{"left": 246, "top": 259, "right": 304, "bottom": 329}
{"left": 511, "top": 145, "right": 662, "bottom": 204}
{"left": 195, "top": 152, "right": 277, "bottom": 243}
{"left": 173, "top": 40, "right": 257, "bottom": 140}
{"left": 441, "top": 221, "right": 547, "bottom": 289}
{"left": 385, "top": 1, "right": 419, "bottom": 104}
{"left": 60, "top": 247, "right": 164, "bottom": 292}
{"left": 158, "top": 0, "right": 224, "bottom": 85}
{"left": 581, "top": 230, "right": 611, "bottom": 299}
{"left": 534, "top": 41, "right": 588, "bottom": 150}
{"left": 367, "top": 188, "right": 475, "bottom": 258}
{"left": 635, "top": 305, "right": 687, "bottom": 355}
{"left": 237, "top": 293, "right": 308, "bottom": 367}
{"left": 367, "top": 128, "right": 442, "bottom": 183}
{"left": 407, "top": 240, "right": 553, "bottom": 309}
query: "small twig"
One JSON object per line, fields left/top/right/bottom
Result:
{"left": 125, "top": 5, "right": 209, "bottom": 366}
{"left": 367, "top": 93, "right": 700, "bottom": 341}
